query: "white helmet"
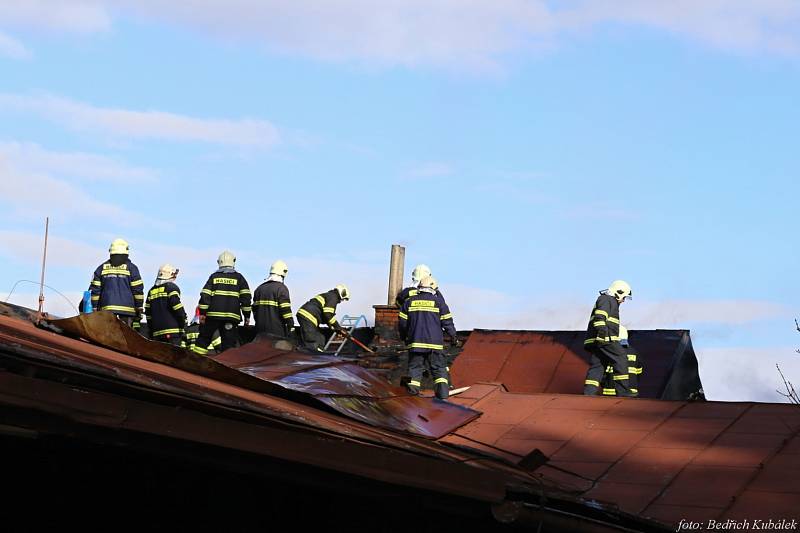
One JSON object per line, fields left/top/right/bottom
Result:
{"left": 109, "top": 238, "right": 129, "bottom": 255}
{"left": 270, "top": 259, "right": 288, "bottom": 277}
{"left": 411, "top": 264, "right": 432, "bottom": 284}
{"left": 418, "top": 275, "right": 437, "bottom": 289}
{"left": 157, "top": 263, "right": 179, "bottom": 280}
{"left": 607, "top": 280, "right": 632, "bottom": 302}
{"left": 217, "top": 250, "right": 236, "bottom": 268}
{"left": 335, "top": 284, "right": 350, "bottom": 301}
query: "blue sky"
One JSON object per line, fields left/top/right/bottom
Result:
{"left": 1, "top": 1, "right": 799, "bottom": 402}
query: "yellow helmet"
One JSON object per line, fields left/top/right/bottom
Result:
{"left": 217, "top": 250, "right": 236, "bottom": 268}
{"left": 157, "top": 263, "right": 179, "bottom": 280}
{"left": 607, "top": 280, "right": 632, "bottom": 302}
{"left": 270, "top": 259, "right": 288, "bottom": 277}
{"left": 418, "top": 275, "right": 437, "bottom": 289}
{"left": 109, "top": 238, "right": 129, "bottom": 255}
{"left": 411, "top": 264, "right": 432, "bottom": 284}
{"left": 335, "top": 284, "right": 350, "bottom": 301}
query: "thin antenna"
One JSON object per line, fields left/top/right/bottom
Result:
{"left": 36, "top": 217, "right": 49, "bottom": 321}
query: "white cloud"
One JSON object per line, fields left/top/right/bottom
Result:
{"left": 0, "top": 230, "right": 100, "bottom": 271}
{"left": 698, "top": 346, "right": 800, "bottom": 402}
{"left": 3, "top": 290, "right": 84, "bottom": 318}
{"left": 0, "top": 0, "right": 112, "bottom": 33}
{"left": 0, "top": 141, "right": 158, "bottom": 182}
{"left": 406, "top": 162, "right": 454, "bottom": 179}
{"left": 13, "top": 1, "right": 792, "bottom": 69}
{"left": 3, "top": 1, "right": 800, "bottom": 69}
{"left": 561, "top": 0, "right": 800, "bottom": 55}
{"left": 0, "top": 156, "right": 158, "bottom": 226}
{"left": 0, "top": 31, "right": 31, "bottom": 59}
{"left": 626, "top": 299, "right": 789, "bottom": 328}
{"left": 118, "top": 0, "right": 555, "bottom": 71}
{"left": 0, "top": 93, "right": 280, "bottom": 148}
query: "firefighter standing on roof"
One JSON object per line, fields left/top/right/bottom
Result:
{"left": 252, "top": 260, "right": 294, "bottom": 338}
{"left": 192, "top": 251, "right": 251, "bottom": 355}
{"left": 297, "top": 285, "right": 349, "bottom": 351}
{"left": 398, "top": 276, "right": 459, "bottom": 400}
{"left": 144, "top": 264, "right": 187, "bottom": 347}
{"left": 89, "top": 239, "right": 144, "bottom": 329}
{"left": 583, "top": 280, "right": 634, "bottom": 397}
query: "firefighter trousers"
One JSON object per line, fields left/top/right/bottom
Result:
{"left": 194, "top": 319, "right": 238, "bottom": 355}
{"left": 408, "top": 349, "right": 449, "bottom": 400}
{"left": 299, "top": 317, "right": 326, "bottom": 351}
{"left": 584, "top": 343, "right": 634, "bottom": 397}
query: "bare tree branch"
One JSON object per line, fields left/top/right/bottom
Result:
{"left": 776, "top": 364, "right": 800, "bottom": 405}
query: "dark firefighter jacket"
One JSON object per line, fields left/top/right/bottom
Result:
{"left": 398, "top": 289, "right": 456, "bottom": 352}
{"left": 395, "top": 286, "right": 446, "bottom": 308}
{"left": 89, "top": 256, "right": 144, "bottom": 316}
{"left": 252, "top": 280, "right": 293, "bottom": 336}
{"left": 145, "top": 281, "right": 187, "bottom": 338}
{"left": 584, "top": 293, "right": 621, "bottom": 351}
{"left": 297, "top": 290, "right": 341, "bottom": 331}
{"left": 198, "top": 269, "right": 252, "bottom": 324}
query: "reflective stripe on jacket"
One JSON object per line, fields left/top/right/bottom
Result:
{"left": 198, "top": 270, "right": 251, "bottom": 323}
{"left": 584, "top": 293, "right": 621, "bottom": 350}
{"left": 395, "top": 286, "right": 446, "bottom": 308}
{"left": 145, "top": 281, "right": 187, "bottom": 337}
{"left": 253, "top": 280, "right": 293, "bottom": 336}
{"left": 398, "top": 289, "right": 456, "bottom": 352}
{"left": 297, "top": 289, "right": 340, "bottom": 330}
{"left": 89, "top": 257, "right": 144, "bottom": 316}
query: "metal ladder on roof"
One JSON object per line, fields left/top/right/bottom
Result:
{"left": 323, "top": 314, "right": 368, "bottom": 355}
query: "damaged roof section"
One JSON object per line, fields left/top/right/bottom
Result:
{"left": 451, "top": 329, "right": 702, "bottom": 400}
{"left": 52, "top": 311, "right": 479, "bottom": 439}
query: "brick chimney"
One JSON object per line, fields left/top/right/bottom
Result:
{"left": 372, "top": 244, "right": 404, "bottom": 347}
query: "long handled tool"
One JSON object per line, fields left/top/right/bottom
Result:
{"left": 342, "top": 331, "right": 375, "bottom": 354}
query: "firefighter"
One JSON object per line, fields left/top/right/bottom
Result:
{"left": 252, "top": 260, "right": 294, "bottom": 338}
{"left": 397, "top": 270, "right": 456, "bottom": 387}
{"left": 144, "top": 264, "right": 187, "bottom": 347}
{"left": 88, "top": 238, "right": 144, "bottom": 329}
{"left": 398, "top": 276, "right": 459, "bottom": 400}
{"left": 297, "top": 285, "right": 349, "bottom": 351}
{"left": 192, "top": 251, "right": 252, "bottom": 355}
{"left": 600, "top": 326, "right": 643, "bottom": 397}
{"left": 583, "top": 280, "right": 634, "bottom": 397}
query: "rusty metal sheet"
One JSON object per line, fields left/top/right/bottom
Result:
{"left": 51, "top": 311, "right": 284, "bottom": 395}
{"left": 51, "top": 311, "right": 479, "bottom": 439}
{"left": 451, "top": 329, "right": 699, "bottom": 399}
{"left": 217, "top": 339, "right": 480, "bottom": 438}
{"left": 441, "top": 385, "right": 800, "bottom": 528}
{"left": 317, "top": 395, "right": 480, "bottom": 438}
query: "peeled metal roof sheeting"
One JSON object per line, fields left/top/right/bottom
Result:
{"left": 450, "top": 329, "right": 702, "bottom": 399}
{"left": 52, "top": 311, "right": 479, "bottom": 439}
{"left": 217, "top": 340, "right": 480, "bottom": 438}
